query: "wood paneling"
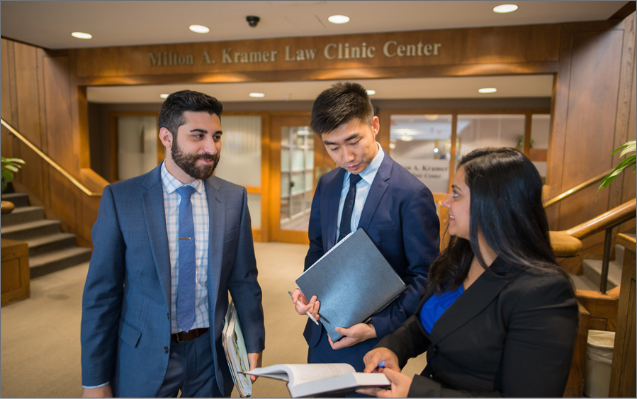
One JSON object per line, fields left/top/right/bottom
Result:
{"left": 72, "top": 24, "right": 561, "bottom": 81}
{"left": 609, "top": 234, "right": 636, "bottom": 397}
{"left": 43, "top": 56, "right": 75, "bottom": 173}
{"left": 1, "top": 239, "right": 30, "bottom": 307}
{"left": 559, "top": 29, "right": 624, "bottom": 231}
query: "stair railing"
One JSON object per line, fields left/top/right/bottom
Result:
{"left": 554, "top": 198, "right": 636, "bottom": 294}
{"left": 543, "top": 169, "right": 614, "bottom": 208}
{"left": 1, "top": 118, "right": 101, "bottom": 197}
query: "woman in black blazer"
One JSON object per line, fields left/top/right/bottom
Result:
{"left": 360, "top": 147, "right": 579, "bottom": 397}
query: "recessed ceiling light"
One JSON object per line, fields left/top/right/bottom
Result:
{"left": 399, "top": 135, "right": 414, "bottom": 142}
{"left": 493, "top": 4, "right": 519, "bottom": 13}
{"left": 189, "top": 25, "right": 210, "bottom": 34}
{"left": 366, "top": 90, "right": 376, "bottom": 96}
{"left": 478, "top": 88, "right": 497, "bottom": 94}
{"left": 160, "top": 94, "right": 169, "bottom": 99}
{"left": 249, "top": 93, "right": 265, "bottom": 98}
{"left": 328, "top": 15, "right": 350, "bottom": 24}
{"left": 71, "top": 32, "right": 92, "bottom": 40}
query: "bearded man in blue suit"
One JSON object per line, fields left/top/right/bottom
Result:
{"left": 291, "top": 82, "right": 440, "bottom": 373}
{"left": 81, "top": 90, "right": 265, "bottom": 397}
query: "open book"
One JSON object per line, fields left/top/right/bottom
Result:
{"left": 242, "top": 363, "right": 390, "bottom": 398}
{"left": 222, "top": 300, "right": 252, "bottom": 397}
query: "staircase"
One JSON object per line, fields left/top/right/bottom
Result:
{"left": 570, "top": 244, "right": 625, "bottom": 292}
{"left": 1, "top": 193, "right": 92, "bottom": 278}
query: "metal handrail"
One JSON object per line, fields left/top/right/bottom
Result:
{"left": 1, "top": 118, "right": 101, "bottom": 197}
{"left": 543, "top": 169, "right": 614, "bottom": 208}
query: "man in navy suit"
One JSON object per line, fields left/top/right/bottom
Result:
{"left": 291, "top": 82, "right": 440, "bottom": 371}
{"left": 81, "top": 90, "right": 265, "bottom": 397}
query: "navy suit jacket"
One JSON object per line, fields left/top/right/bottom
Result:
{"left": 303, "top": 153, "right": 440, "bottom": 351}
{"left": 81, "top": 164, "right": 265, "bottom": 397}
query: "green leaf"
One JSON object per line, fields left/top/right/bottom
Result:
{"left": 619, "top": 140, "right": 636, "bottom": 158}
{"left": 2, "top": 157, "right": 25, "bottom": 164}
{"left": 598, "top": 155, "right": 636, "bottom": 193}
{"left": 1, "top": 169, "right": 13, "bottom": 181}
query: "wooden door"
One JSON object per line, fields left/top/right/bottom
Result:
{"left": 269, "top": 115, "right": 335, "bottom": 243}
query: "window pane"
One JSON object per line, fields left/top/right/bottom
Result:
{"left": 456, "top": 114, "right": 525, "bottom": 159}
{"left": 389, "top": 114, "right": 452, "bottom": 194}
{"left": 214, "top": 116, "right": 261, "bottom": 187}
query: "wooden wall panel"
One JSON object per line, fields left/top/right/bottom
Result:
{"left": 73, "top": 24, "right": 561, "bottom": 81}
{"left": 1, "top": 39, "right": 16, "bottom": 159}
{"left": 558, "top": 29, "right": 624, "bottom": 231}
{"left": 43, "top": 56, "right": 75, "bottom": 174}
{"left": 12, "top": 42, "right": 44, "bottom": 200}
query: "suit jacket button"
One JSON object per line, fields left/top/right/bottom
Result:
{"left": 433, "top": 345, "right": 439, "bottom": 355}
{"left": 167, "top": 313, "right": 170, "bottom": 319}
{"left": 164, "top": 346, "right": 169, "bottom": 354}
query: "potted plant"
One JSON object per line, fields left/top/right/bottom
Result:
{"left": 1, "top": 156, "right": 25, "bottom": 193}
{"left": 598, "top": 139, "right": 636, "bottom": 193}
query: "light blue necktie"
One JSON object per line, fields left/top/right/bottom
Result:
{"left": 177, "top": 185, "right": 196, "bottom": 333}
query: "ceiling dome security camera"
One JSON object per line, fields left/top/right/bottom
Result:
{"left": 246, "top": 16, "right": 260, "bottom": 27}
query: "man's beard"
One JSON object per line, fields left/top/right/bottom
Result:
{"left": 171, "top": 139, "right": 220, "bottom": 180}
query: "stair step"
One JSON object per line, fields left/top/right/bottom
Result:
{"left": 1, "top": 193, "right": 29, "bottom": 208}
{"left": 570, "top": 274, "right": 600, "bottom": 291}
{"left": 1, "top": 206, "right": 44, "bottom": 227}
{"left": 1, "top": 219, "right": 61, "bottom": 241}
{"left": 29, "top": 247, "right": 92, "bottom": 278}
{"left": 25, "top": 233, "right": 77, "bottom": 257}
{"left": 582, "top": 258, "right": 622, "bottom": 291}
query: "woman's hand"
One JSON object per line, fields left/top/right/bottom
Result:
{"left": 363, "top": 348, "right": 400, "bottom": 372}
{"left": 357, "top": 368, "right": 413, "bottom": 397}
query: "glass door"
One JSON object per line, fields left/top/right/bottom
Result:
{"left": 269, "top": 115, "right": 334, "bottom": 243}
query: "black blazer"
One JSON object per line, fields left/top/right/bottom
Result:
{"left": 376, "top": 257, "right": 579, "bottom": 397}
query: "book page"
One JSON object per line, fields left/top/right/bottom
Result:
{"left": 245, "top": 363, "right": 355, "bottom": 386}
{"left": 286, "top": 363, "right": 356, "bottom": 386}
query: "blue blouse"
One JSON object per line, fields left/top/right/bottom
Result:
{"left": 419, "top": 284, "right": 465, "bottom": 334}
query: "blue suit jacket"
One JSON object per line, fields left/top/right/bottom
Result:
{"left": 81, "top": 164, "right": 265, "bottom": 397}
{"left": 303, "top": 154, "right": 440, "bottom": 352}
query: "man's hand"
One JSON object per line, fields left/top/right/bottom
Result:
{"left": 247, "top": 352, "right": 262, "bottom": 382}
{"left": 81, "top": 385, "right": 113, "bottom": 398}
{"left": 357, "top": 368, "right": 413, "bottom": 397}
{"left": 363, "top": 348, "right": 400, "bottom": 373}
{"left": 290, "top": 288, "right": 320, "bottom": 320}
{"left": 328, "top": 322, "right": 377, "bottom": 350}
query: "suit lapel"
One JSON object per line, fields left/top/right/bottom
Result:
{"left": 325, "top": 168, "right": 346, "bottom": 250}
{"left": 206, "top": 177, "right": 224, "bottom": 318}
{"left": 358, "top": 154, "right": 392, "bottom": 231}
{"left": 429, "top": 258, "right": 512, "bottom": 343}
{"left": 142, "top": 165, "right": 172, "bottom": 309}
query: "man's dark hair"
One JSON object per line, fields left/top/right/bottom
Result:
{"left": 158, "top": 90, "right": 223, "bottom": 139}
{"left": 310, "top": 82, "right": 374, "bottom": 135}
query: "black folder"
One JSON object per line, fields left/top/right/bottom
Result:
{"left": 296, "top": 228, "right": 407, "bottom": 342}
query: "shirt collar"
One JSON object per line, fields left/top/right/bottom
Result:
{"left": 346, "top": 142, "right": 384, "bottom": 185}
{"left": 160, "top": 161, "right": 204, "bottom": 194}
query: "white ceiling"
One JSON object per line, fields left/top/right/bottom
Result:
{"left": 1, "top": 1, "right": 627, "bottom": 50}
{"left": 2, "top": 1, "right": 628, "bottom": 103}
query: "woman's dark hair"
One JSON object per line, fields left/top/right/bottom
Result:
{"left": 310, "top": 82, "right": 373, "bottom": 135}
{"left": 428, "top": 147, "right": 570, "bottom": 293}
{"left": 158, "top": 90, "right": 223, "bottom": 140}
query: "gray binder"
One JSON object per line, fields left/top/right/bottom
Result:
{"left": 296, "top": 228, "right": 407, "bottom": 342}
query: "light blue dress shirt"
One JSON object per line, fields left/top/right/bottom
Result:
{"left": 335, "top": 142, "right": 385, "bottom": 240}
